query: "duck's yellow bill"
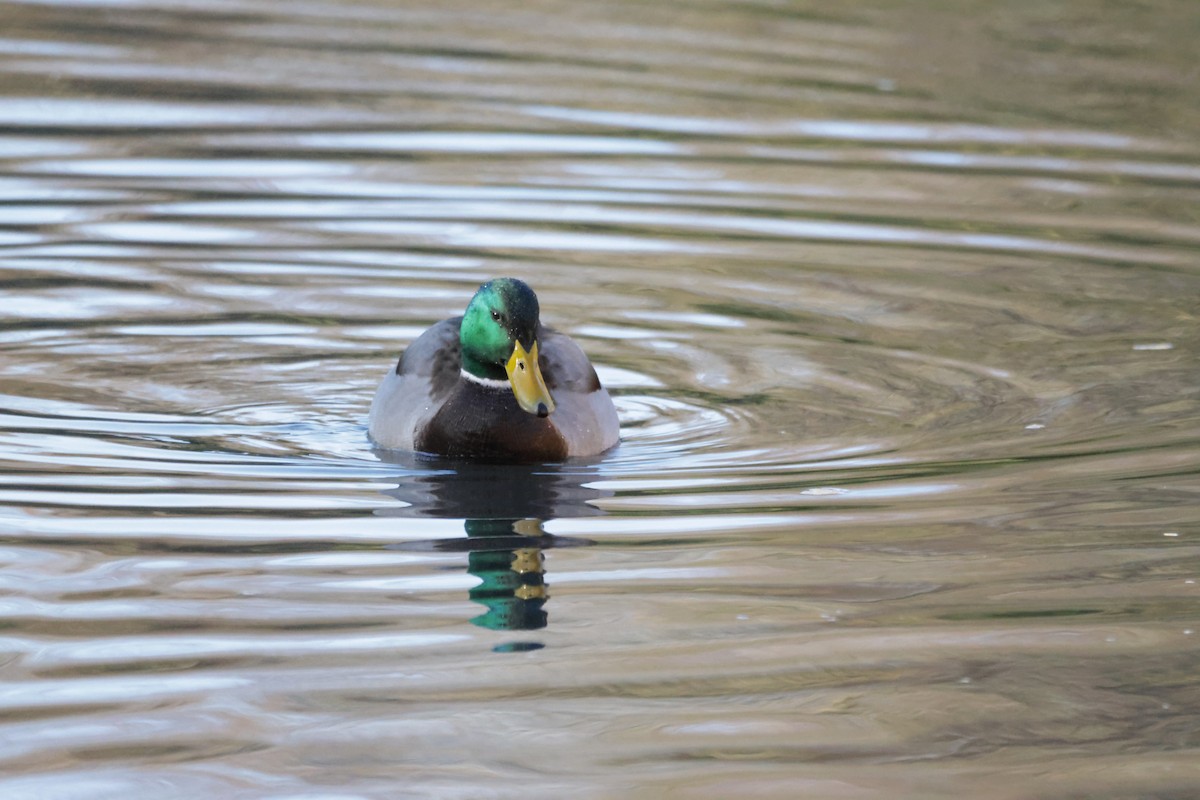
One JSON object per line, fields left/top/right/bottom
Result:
{"left": 506, "top": 340, "right": 556, "bottom": 418}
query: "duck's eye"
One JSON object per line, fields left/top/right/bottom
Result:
{"left": 490, "top": 310, "right": 501, "bottom": 322}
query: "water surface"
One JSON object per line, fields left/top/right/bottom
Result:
{"left": 2, "top": 1, "right": 1199, "bottom": 797}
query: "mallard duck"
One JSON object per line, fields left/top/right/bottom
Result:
{"left": 368, "top": 278, "right": 619, "bottom": 461}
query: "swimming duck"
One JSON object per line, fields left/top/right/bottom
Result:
{"left": 368, "top": 278, "right": 619, "bottom": 461}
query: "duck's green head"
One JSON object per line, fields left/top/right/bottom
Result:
{"left": 460, "top": 278, "right": 556, "bottom": 418}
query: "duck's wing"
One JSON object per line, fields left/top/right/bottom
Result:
{"left": 368, "top": 317, "right": 462, "bottom": 450}
{"left": 539, "top": 326, "right": 601, "bottom": 393}
{"left": 539, "top": 326, "right": 620, "bottom": 456}
{"left": 397, "top": 316, "right": 462, "bottom": 390}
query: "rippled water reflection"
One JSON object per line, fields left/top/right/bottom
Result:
{"left": 2, "top": 1, "right": 1200, "bottom": 797}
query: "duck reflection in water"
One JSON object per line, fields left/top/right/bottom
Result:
{"left": 373, "top": 451, "right": 609, "bottom": 636}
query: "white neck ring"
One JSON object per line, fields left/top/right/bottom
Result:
{"left": 460, "top": 368, "right": 510, "bottom": 390}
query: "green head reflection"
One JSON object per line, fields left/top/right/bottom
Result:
{"left": 466, "top": 518, "right": 548, "bottom": 631}
{"left": 375, "top": 454, "right": 610, "bottom": 643}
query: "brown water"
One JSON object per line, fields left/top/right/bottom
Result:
{"left": 2, "top": 1, "right": 1199, "bottom": 797}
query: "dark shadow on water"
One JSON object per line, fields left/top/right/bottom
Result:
{"left": 372, "top": 450, "right": 610, "bottom": 642}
